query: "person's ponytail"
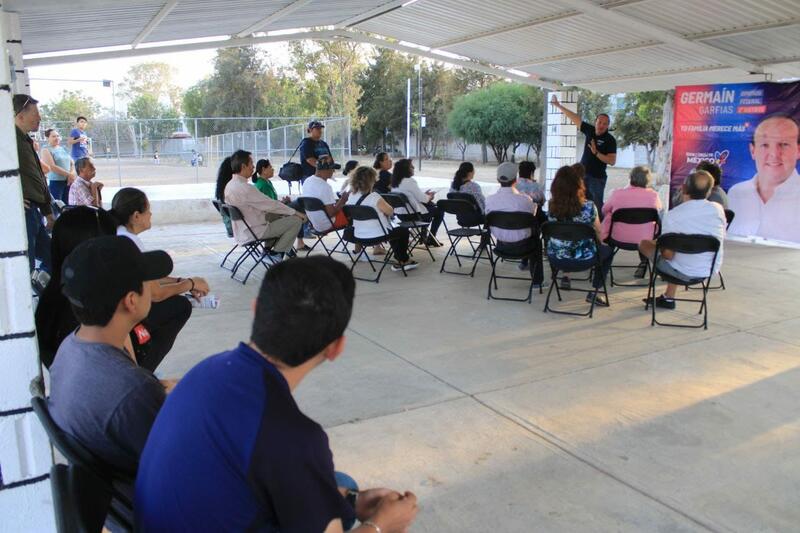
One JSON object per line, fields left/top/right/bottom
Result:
{"left": 451, "top": 162, "right": 474, "bottom": 191}
{"left": 110, "top": 187, "right": 149, "bottom": 227}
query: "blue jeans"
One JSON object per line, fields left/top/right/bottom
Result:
{"left": 549, "top": 244, "right": 613, "bottom": 289}
{"left": 584, "top": 176, "right": 607, "bottom": 217}
{"left": 48, "top": 180, "right": 69, "bottom": 203}
{"left": 25, "top": 207, "right": 52, "bottom": 273}
{"left": 335, "top": 471, "right": 358, "bottom": 531}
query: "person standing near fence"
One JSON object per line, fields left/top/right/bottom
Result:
{"left": 68, "top": 115, "right": 92, "bottom": 162}
{"left": 299, "top": 120, "right": 332, "bottom": 182}
{"left": 40, "top": 128, "right": 76, "bottom": 204}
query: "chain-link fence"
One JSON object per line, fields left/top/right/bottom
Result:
{"left": 37, "top": 116, "right": 350, "bottom": 187}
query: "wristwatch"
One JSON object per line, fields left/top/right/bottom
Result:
{"left": 345, "top": 488, "right": 358, "bottom": 510}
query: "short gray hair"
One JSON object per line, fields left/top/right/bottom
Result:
{"left": 629, "top": 166, "right": 652, "bottom": 188}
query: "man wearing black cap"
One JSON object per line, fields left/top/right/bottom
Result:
{"left": 299, "top": 120, "right": 333, "bottom": 181}
{"left": 48, "top": 236, "right": 174, "bottom": 481}
{"left": 13, "top": 93, "right": 53, "bottom": 273}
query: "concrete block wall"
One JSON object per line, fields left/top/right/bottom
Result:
{"left": 545, "top": 91, "right": 580, "bottom": 200}
{"left": 0, "top": 11, "right": 56, "bottom": 532}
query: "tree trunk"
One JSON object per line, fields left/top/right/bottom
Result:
{"left": 653, "top": 90, "right": 674, "bottom": 186}
{"left": 481, "top": 143, "right": 488, "bottom": 164}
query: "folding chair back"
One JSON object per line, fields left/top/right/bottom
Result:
{"left": 724, "top": 209, "right": 735, "bottom": 228}
{"left": 380, "top": 193, "right": 406, "bottom": 211}
{"left": 657, "top": 233, "right": 720, "bottom": 256}
{"left": 607, "top": 207, "right": 660, "bottom": 249}
{"left": 541, "top": 220, "right": 595, "bottom": 244}
{"left": 295, "top": 196, "right": 327, "bottom": 214}
{"left": 436, "top": 199, "right": 490, "bottom": 277}
{"left": 447, "top": 191, "right": 481, "bottom": 212}
{"left": 51, "top": 463, "right": 112, "bottom": 533}
{"left": 221, "top": 204, "right": 260, "bottom": 243}
{"left": 486, "top": 211, "right": 536, "bottom": 233}
{"left": 437, "top": 198, "right": 477, "bottom": 219}
{"left": 31, "top": 397, "right": 133, "bottom": 530}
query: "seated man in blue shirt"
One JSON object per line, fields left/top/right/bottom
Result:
{"left": 136, "top": 256, "right": 419, "bottom": 533}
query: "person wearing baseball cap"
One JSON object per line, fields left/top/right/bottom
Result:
{"left": 302, "top": 155, "right": 350, "bottom": 235}
{"left": 13, "top": 93, "right": 54, "bottom": 274}
{"left": 299, "top": 119, "right": 333, "bottom": 181}
{"left": 48, "top": 236, "right": 176, "bottom": 490}
{"left": 484, "top": 161, "right": 544, "bottom": 286}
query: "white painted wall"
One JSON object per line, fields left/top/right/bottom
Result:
{"left": 0, "top": 11, "right": 56, "bottom": 533}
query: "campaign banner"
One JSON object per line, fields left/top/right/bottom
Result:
{"left": 671, "top": 81, "right": 800, "bottom": 243}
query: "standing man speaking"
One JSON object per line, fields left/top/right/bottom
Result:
{"left": 551, "top": 94, "right": 617, "bottom": 214}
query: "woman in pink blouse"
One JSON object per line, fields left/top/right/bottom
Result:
{"left": 601, "top": 166, "right": 662, "bottom": 244}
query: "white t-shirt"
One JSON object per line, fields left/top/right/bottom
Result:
{"left": 302, "top": 175, "right": 336, "bottom": 232}
{"left": 727, "top": 170, "right": 800, "bottom": 243}
{"left": 117, "top": 225, "right": 145, "bottom": 251}
{"left": 394, "top": 177, "right": 428, "bottom": 214}
{"left": 661, "top": 199, "right": 726, "bottom": 278}
{"left": 347, "top": 192, "right": 391, "bottom": 239}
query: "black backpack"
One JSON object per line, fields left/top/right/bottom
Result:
{"left": 279, "top": 141, "right": 305, "bottom": 183}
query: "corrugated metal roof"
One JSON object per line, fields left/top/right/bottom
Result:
{"left": 145, "top": 0, "right": 293, "bottom": 43}
{"left": 11, "top": 0, "right": 800, "bottom": 91}
{"left": 357, "top": 0, "right": 570, "bottom": 48}
{"left": 702, "top": 24, "right": 800, "bottom": 63}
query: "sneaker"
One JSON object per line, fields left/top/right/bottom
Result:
{"left": 517, "top": 260, "right": 529, "bottom": 271}
{"left": 295, "top": 244, "right": 312, "bottom": 252}
{"left": 655, "top": 295, "right": 676, "bottom": 309}
{"left": 560, "top": 277, "right": 571, "bottom": 290}
{"left": 391, "top": 260, "right": 419, "bottom": 272}
{"left": 31, "top": 269, "right": 50, "bottom": 295}
{"left": 633, "top": 262, "right": 648, "bottom": 279}
{"left": 585, "top": 292, "right": 609, "bottom": 307}
{"left": 264, "top": 252, "right": 284, "bottom": 264}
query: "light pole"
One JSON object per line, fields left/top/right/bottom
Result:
{"left": 415, "top": 61, "right": 423, "bottom": 171}
{"left": 103, "top": 79, "right": 122, "bottom": 186}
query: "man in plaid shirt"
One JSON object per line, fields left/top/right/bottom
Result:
{"left": 69, "top": 157, "right": 104, "bottom": 207}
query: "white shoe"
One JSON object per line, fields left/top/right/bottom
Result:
{"left": 391, "top": 260, "right": 419, "bottom": 272}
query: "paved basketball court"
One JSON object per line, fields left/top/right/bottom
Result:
{"left": 142, "top": 218, "right": 800, "bottom": 533}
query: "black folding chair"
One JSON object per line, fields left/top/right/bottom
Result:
{"left": 436, "top": 199, "right": 491, "bottom": 277}
{"left": 541, "top": 222, "right": 609, "bottom": 317}
{"left": 342, "top": 205, "right": 401, "bottom": 283}
{"left": 606, "top": 207, "right": 660, "bottom": 287}
{"left": 211, "top": 199, "right": 238, "bottom": 271}
{"left": 294, "top": 196, "right": 352, "bottom": 261}
{"left": 31, "top": 397, "right": 133, "bottom": 531}
{"left": 686, "top": 208, "right": 733, "bottom": 292}
{"left": 485, "top": 211, "right": 540, "bottom": 303}
{"left": 646, "top": 233, "right": 720, "bottom": 330}
{"left": 51, "top": 463, "right": 112, "bottom": 533}
{"left": 381, "top": 192, "right": 436, "bottom": 261}
{"left": 447, "top": 192, "right": 484, "bottom": 225}
{"left": 220, "top": 204, "right": 279, "bottom": 284}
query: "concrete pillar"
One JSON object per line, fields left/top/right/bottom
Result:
{"left": 0, "top": 11, "right": 56, "bottom": 532}
{"left": 2, "top": 12, "right": 28, "bottom": 94}
{"left": 545, "top": 90, "right": 579, "bottom": 202}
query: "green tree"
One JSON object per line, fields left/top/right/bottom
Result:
{"left": 613, "top": 91, "right": 667, "bottom": 166}
{"left": 289, "top": 40, "right": 366, "bottom": 128}
{"left": 358, "top": 49, "right": 415, "bottom": 153}
{"left": 40, "top": 90, "right": 101, "bottom": 126}
{"left": 127, "top": 93, "right": 181, "bottom": 141}
{"left": 121, "top": 62, "right": 182, "bottom": 111}
{"left": 448, "top": 83, "right": 543, "bottom": 163}
{"left": 574, "top": 88, "right": 611, "bottom": 121}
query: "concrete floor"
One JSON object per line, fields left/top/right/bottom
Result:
{"left": 143, "top": 220, "right": 800, "bottom": 533}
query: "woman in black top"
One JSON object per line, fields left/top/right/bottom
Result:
{"left": 373, "top": 152, "right": 393, "bottom": 194}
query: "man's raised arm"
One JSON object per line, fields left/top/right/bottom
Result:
{"left": 550, "top": 94, "right": 582, "bottom": 127}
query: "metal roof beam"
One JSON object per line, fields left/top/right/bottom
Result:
{"left": 687, "top": 18, "right": 800, "bottom": 41}
{"left": 557, "top": 0, "right": 763, "bottom": 73}
{"left": 131, "top": 0, "right": 179, "bottom": 48}
{"left": 336, "top": 31, "right": 560, "bottom": 90}
{"left": 24, "top": 30, "right": 343, "bottom": 67}
{"left": 432, "top": 11, "right": 580, "bottom": 49}
{"left": 335, "top": 0, "right": 426, "bottom": 29}
{"left": 234, "top": 0, "right": 315, "bottom": 38}
{"left": 571, "top": 65, "right": 733, "bottom": 87}
{"left": 507, "top": 41, "right": 660, "bottom": 68}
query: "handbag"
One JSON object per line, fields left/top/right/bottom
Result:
{"left": 279, "top": 141, "right": 305, "bottom": 183}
